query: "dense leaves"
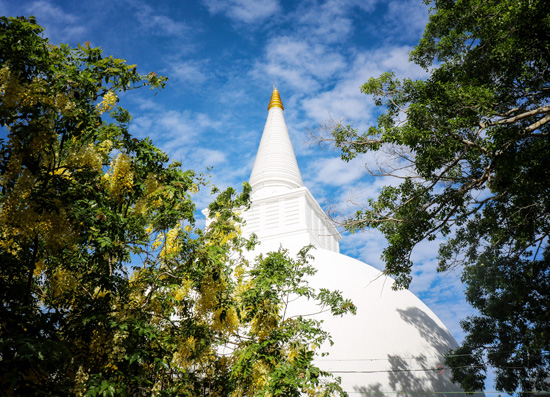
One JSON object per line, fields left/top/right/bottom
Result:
{"left": 326, "top": 0, "right": 549, "bottom": 395}
{"left": 0, "top": 17, "right": 353, "bottom": 396}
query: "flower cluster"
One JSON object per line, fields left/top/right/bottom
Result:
{"left": 96, "top": 90, "right": 117, "bottom": 114}
{"left": 0, "top": 66, "right": 25, "bottom": 108}
{"left": 66, "top": 143, "right": 103, "bottom": 172}
{"left": 105, "top": 153, "right": 134, "bottom": 199}
{"left": 160, "top": 226, "right": 180, "bottom": 259}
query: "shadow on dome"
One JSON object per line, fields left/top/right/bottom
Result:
{"left": 397, "top": 306, "right": 458, "bottom": 351}
{"left": 387, "top": 353, "right": 461, "bottom": 396}
{"left": 354, "top": 382, "right": 384, "bottom": 396}
{"left": 389, "top": 306, "right": 485, "bottom": 397}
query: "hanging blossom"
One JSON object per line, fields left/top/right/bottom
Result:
{"left": 96, "top": 90, "right": 117, "bottom": 114}
{"left": 161, "top": 226, "right": 180, "bottom": 259}
{"left": 0, "top": 66, "right": 25, "bottom": 108}
{"left": 66, "top": 143, "right": 103, "bottom": 172}
{"left": 173, "top": 279, "right": 193, "bottom": 302}
{"left": 105, "top": 152, "right": 134, "bottom": 199}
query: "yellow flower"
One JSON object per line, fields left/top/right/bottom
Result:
{"left": 107, "top": 153, "right": 134, "bottom": 198}
{"left": 173, "top": 279, "right": 192, "bottom": 301}
{"left": 161, "top": 226, "right": 180, "bottom": 258}
{"left": 34, "top": 259, "right": 45, "bottom": 276}
{"left": 172, "top": 336, "right": 197, "bottom": 369}
{"left": 93, "top": 286, "right": 109, "bottom": 299}
{"left": 152, "top": 233, "right": 164, "bottom": 250}
{"left": 96, "top": 90, "right": 117, "bottom": 114}
{"left": 98, "top": 139, "right": 113, "bottom": 153}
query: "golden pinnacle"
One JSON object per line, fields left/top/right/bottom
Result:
{"left": 267, "top": 87, "right": 284, "bottom": 111}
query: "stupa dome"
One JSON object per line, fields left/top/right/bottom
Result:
{"left": 286, "top": 247, "right": 471, "bottom": 395}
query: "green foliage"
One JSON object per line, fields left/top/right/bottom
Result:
{"left": 327, "top": 0, "right": 550, "bottom": 394}
{"left": 231, "top": 247, "right": 353, "bottom": 397}
{"left": 0, "top": 16, "right": 352, "bottom": 396}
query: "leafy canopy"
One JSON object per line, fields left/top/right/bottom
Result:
{"left": 0, "top": 16, "right": 354, "bottom": 396}
{"left": 326, "top": 0, "right": 549, "bottom": 395}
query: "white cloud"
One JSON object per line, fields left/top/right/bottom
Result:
{"left": 157, "top": 111, "right": 201, "bottom": 140}
{"left": 23, "top": 0, "right": 86, "bottom": 41}
{"left": 130, "top": 0, "right": 188, "bottom": 36}
{"left": 292, "top": 0, "right": 378, "bottom": 44}
{"left": 192, "top": 148, "right": 226, "bottom": 167}
{"left": 301, "top": 46, "right": 427, "bottom": 124}
{"left": 409, "top": 242, "right": 448, "bottom": 293}
{"left": 249, "top": 3, "right": 428, "bottom": 134}
{"left": 25, "top": 0, "right": 78, "bottom": 23}
{"left": 254, "top": 36, "right": 346, "bottom": 91}
{"left": 131, "top": 96, "right": 163, "bottom": 112}
{"left": 307, "top": 156, "right": 365, "bottom": 186}
{"left": 202, "top": 0, "right": 281, "bottom": 24}
{"left": 340, "top": 228, "right": 387, "bottom": 270}
{"left": 130, "top": 109, "right": 222, "bottom": 154}
{"left": 302, "top": 83, "right": 375, "bottom": 125}
{"left": 385, "top": 0, "right": 429, "bottom": 43}
{"left": 166, "top": 60, "right": 208, "bottom": 85}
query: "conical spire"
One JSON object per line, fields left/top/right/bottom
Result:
{"left": 249, "top": 88, "right": 303, "bottom": 198}
{"left": 242, "top": 88, "right": 341, "bottom": 253}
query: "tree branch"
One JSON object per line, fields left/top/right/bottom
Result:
{"left": 480, "top": 105, "right": 550, "bottom": 129}
{"left": 526, "top": 114, "right": 550, "bottom": 132}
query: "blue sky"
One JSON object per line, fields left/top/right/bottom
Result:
{"left": 2, "top": 0, "right": 477, "bottom": 354}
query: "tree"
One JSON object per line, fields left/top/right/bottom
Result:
{"left": 323, "top": 0, "right": 550, "bottom": 395}
{"left": 0, "top": 16, "right": 354, "bottom": 396}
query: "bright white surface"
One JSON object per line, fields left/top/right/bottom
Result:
{"left": 245, "top": 98, "right": 340, "bottom": 252}
{"left": 287, "top": 247, "right": 476, "bottom": 396}
{"left": 241, "top": 186, "right": 340, "bottom": 253}
{"left": 243, "top": 243, "right": 483, "bottom": 396}
{"left": 249, "top": 107, "right": 304, "bottom": 199}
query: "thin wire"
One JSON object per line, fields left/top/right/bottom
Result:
{"left": 327, "top": 365, "right": 497, "bottom": 374}
{"left": 318, "top": 356, "right": 451, "bottom": 362}
{"left": 316, "top": 349, "right": 550, "bottom": 362}
{"left": 343, "top": 391, "right": 547, "bottom": 395}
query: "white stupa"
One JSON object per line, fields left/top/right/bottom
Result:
{"left": 241, "top": 88, "right": 483, "bottom": 396}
